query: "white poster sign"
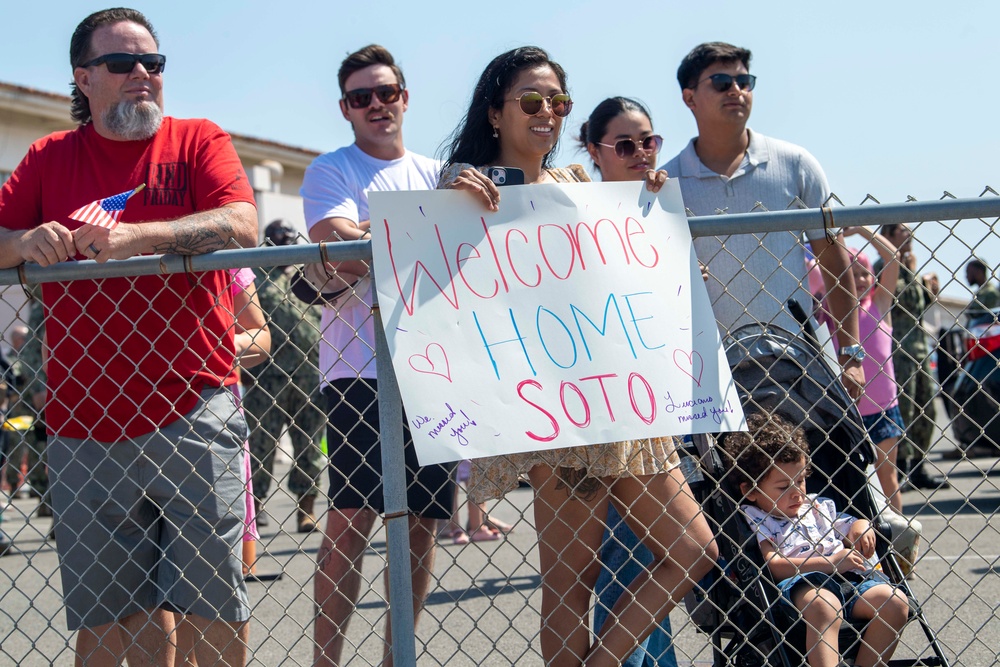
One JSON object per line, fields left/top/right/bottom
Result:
{"left": 369, "top": 180, "right": 745, "bottom": 465}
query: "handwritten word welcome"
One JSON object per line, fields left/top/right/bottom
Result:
{"left": 384, "top": 214, "right": 661, "bottom": 317}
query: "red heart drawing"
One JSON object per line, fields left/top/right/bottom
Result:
{"left": 673, "top": 349, "right": 704, "bottom": 388}
{"left": 408, "top": 343, "right": 452, "bottom": 382}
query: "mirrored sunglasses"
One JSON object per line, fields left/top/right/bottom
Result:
{"left": 596, "top": 134, "right": 664, "bottom": 159}
{"left": 343, "top": 84, "right": 404, "bottom": 109}
{"left": 699, "top": 73, "right": 756, "bottom": 93}
{"left": 509, "top": 92, "right": 573, "bottom": 118}
{"left": 81, "top": 53, "right": 166, "bottom": 75}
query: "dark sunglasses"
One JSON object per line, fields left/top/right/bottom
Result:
{"left": 508, "top": 92, "right": 573, "bottom": 118}
{"left": 343, "top": 83, "right": 404, "bottom": 109}
{"left": 80, "top": 53, "right": 166, "bottom": 74}
{"left": 596, "top": 134, "right": 663, "bottom": 159}
{"left": 698, "top": 73, "right": 756, "bottom": 93}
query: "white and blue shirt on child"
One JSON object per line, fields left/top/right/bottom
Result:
{"left": 742, "top": 494, "right": 875, "bottom": 573}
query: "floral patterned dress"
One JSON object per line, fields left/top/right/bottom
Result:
{"left": 437, "top": 162, "right": 681, "bottom": 502}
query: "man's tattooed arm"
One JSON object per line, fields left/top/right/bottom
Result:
{"left": 150, "top": 202, "right": 257, "bottom": 255}
{"left": 72, "top": 202, "right": 257, "bottom": 263}
{"left": 89, "top": 201, "right": 258, "bottom": 261}
{"left": 150, "top": 206, "right": 242, "bottom": 255}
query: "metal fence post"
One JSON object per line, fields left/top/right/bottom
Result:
{"left": 372, "top": 263, "right": 418, "bottom": 667}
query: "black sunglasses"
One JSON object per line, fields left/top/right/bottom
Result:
{"left": 596, "top": 134, "right": 663, "bottom": 159}
{"left": 81, "top": 53, "right": 166, "bottom": 75}
{"left": 507, "top": 92, "right": 573, "bottom": 118}
{"left": 697, "top": 73, "right": 756, "bottom": 93}
{"left": 343, "top": 84, "right": 404, "bottom": 109}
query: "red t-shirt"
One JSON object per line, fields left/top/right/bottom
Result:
{"left": 0, "top": 118, "right": 256, "bottom": 441}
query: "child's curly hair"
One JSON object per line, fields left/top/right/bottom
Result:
{"left": 722, "top": 412, "right": 811, "bottom": 496}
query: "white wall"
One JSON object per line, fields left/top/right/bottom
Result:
{"left": 254, "top": 190, "right": 310, "bottom": 243}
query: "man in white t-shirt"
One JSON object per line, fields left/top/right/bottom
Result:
{"left": 660, "top": 41, "right": 865, "bottom": 396}
{"left": 301, "top": 44, "right": 453, "bottom": 667}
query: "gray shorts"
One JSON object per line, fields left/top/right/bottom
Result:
{"left": 48, "top": 386, "right": 250, "bottom": 630}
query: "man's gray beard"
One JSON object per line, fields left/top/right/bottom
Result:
{"left": 102, "top": 100, "right": 163, "bottom": 140}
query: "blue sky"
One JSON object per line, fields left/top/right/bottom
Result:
{"left": 2, "top": 1, "right": 997, "bottom": 297}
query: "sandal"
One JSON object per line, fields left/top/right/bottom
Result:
{"left": 438, "top": 522, "right": 460, "bottom": 537}
{"left": 468, "top": 525, "right": 501, "bottom": 542}
{"left": 446, "top": 528, "right": 470, "bottom": 545}
{"left": 484, "top": 517, "right": 515, "bottom": 534}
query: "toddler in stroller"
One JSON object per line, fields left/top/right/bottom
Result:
{"left": 723, "top": 412, "right": 909, "bottom": 667}
{"left": 682, "top": 323, "right": 948, "bottom": 666}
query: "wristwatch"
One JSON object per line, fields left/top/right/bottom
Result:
{"left": 837, "top": 344, "right": 866, "bottom": 363}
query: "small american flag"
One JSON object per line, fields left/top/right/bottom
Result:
{"left": 68, "top": 184, "right": 145, "bottom": 229}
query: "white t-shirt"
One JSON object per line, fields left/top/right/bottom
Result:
{"left": 660, "top": 129, "right": 831, "bottom": 336}
{"left": 301, "top": 144, "right": 441, "bottom": 384}
{"left": 742, "top": 494, "right": 874, "bottom": 573}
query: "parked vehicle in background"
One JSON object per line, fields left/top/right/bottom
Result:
{"left": 938, "top": 309, "right": 1000, "bottom": 453}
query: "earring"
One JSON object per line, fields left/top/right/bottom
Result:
{"left": 492, "top": 126, "right": 499, "bottom": 139}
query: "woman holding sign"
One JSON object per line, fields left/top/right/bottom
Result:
{"left": 580, "top": 97, "right": 677, "bottom": 667}
{"left": 438, "top": 48, "right": 717, "bottom": 667}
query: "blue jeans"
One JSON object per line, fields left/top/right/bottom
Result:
{"left": 779, "top": 569, "right": 894, "bottom": 620}
{"left": 861, "top": 405, "right": 905, "bottom": 443}
{"left": 594, "top": 504, "right": 677, "bottom": 667}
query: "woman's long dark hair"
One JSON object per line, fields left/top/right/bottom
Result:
{"left": 441, "top": 46, "right": 568, "bottom": 170}
{"left": 578, "top": 97, "right": 653, "bottom": 176}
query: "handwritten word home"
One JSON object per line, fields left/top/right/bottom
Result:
{"left": 370, "top": 180, "right": 744, "bottom": 465}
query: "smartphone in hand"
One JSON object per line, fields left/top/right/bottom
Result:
{"left": 487, "top": 167, "right": 525, "bottom": 187}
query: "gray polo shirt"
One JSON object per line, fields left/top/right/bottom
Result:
{"left": 661, "top": 129, "right": 831, "bottom": 336}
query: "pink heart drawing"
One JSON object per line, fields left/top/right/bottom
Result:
{"left": 408, "top": 343, "right": 452, "bottom": 382}
{"left": 673, "top": 349, "right": 704, "bottom": 388}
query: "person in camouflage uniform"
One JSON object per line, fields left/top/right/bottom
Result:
{"left": 1, "top": 337, "right": 12, "bottom": 555}
{"left": 875, "top": 224, "right": 948, "bottom": 489}
{"left": 964, "top": 258, "right": 1000, "bottom": 322}
{"left": 243, "top": 220, "right": 325, "bottom": 533}
{"left": 3, "top": 289, "right": 50, "bottom": 512}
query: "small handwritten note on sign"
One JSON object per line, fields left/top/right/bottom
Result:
{"left": 369, "top": 180, "right": 745, "bottom": 465}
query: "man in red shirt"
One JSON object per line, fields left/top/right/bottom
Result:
{"left": 0, "top": 8, "right": 257, "bottom": 666}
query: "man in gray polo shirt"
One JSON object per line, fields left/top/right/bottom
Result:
{"left": 661, "top": 42, "right": 864, "bottom": 394}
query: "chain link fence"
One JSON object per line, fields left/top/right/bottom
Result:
{"left": 1, "top": 190, "right": 1000, "bottom": 665}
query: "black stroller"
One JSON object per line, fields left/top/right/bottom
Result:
{"left": 682, "top": 324, "right": 950, "bottom": 667}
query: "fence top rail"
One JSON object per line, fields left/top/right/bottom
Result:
{"left": 2, "top": 195, "right": 998, "bottom": 285}
{"left": 0, "top": 241, "right": 363, "bottom": 286}
{"left": 687, "top": 195, "right": 1000, "bottom": 237}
